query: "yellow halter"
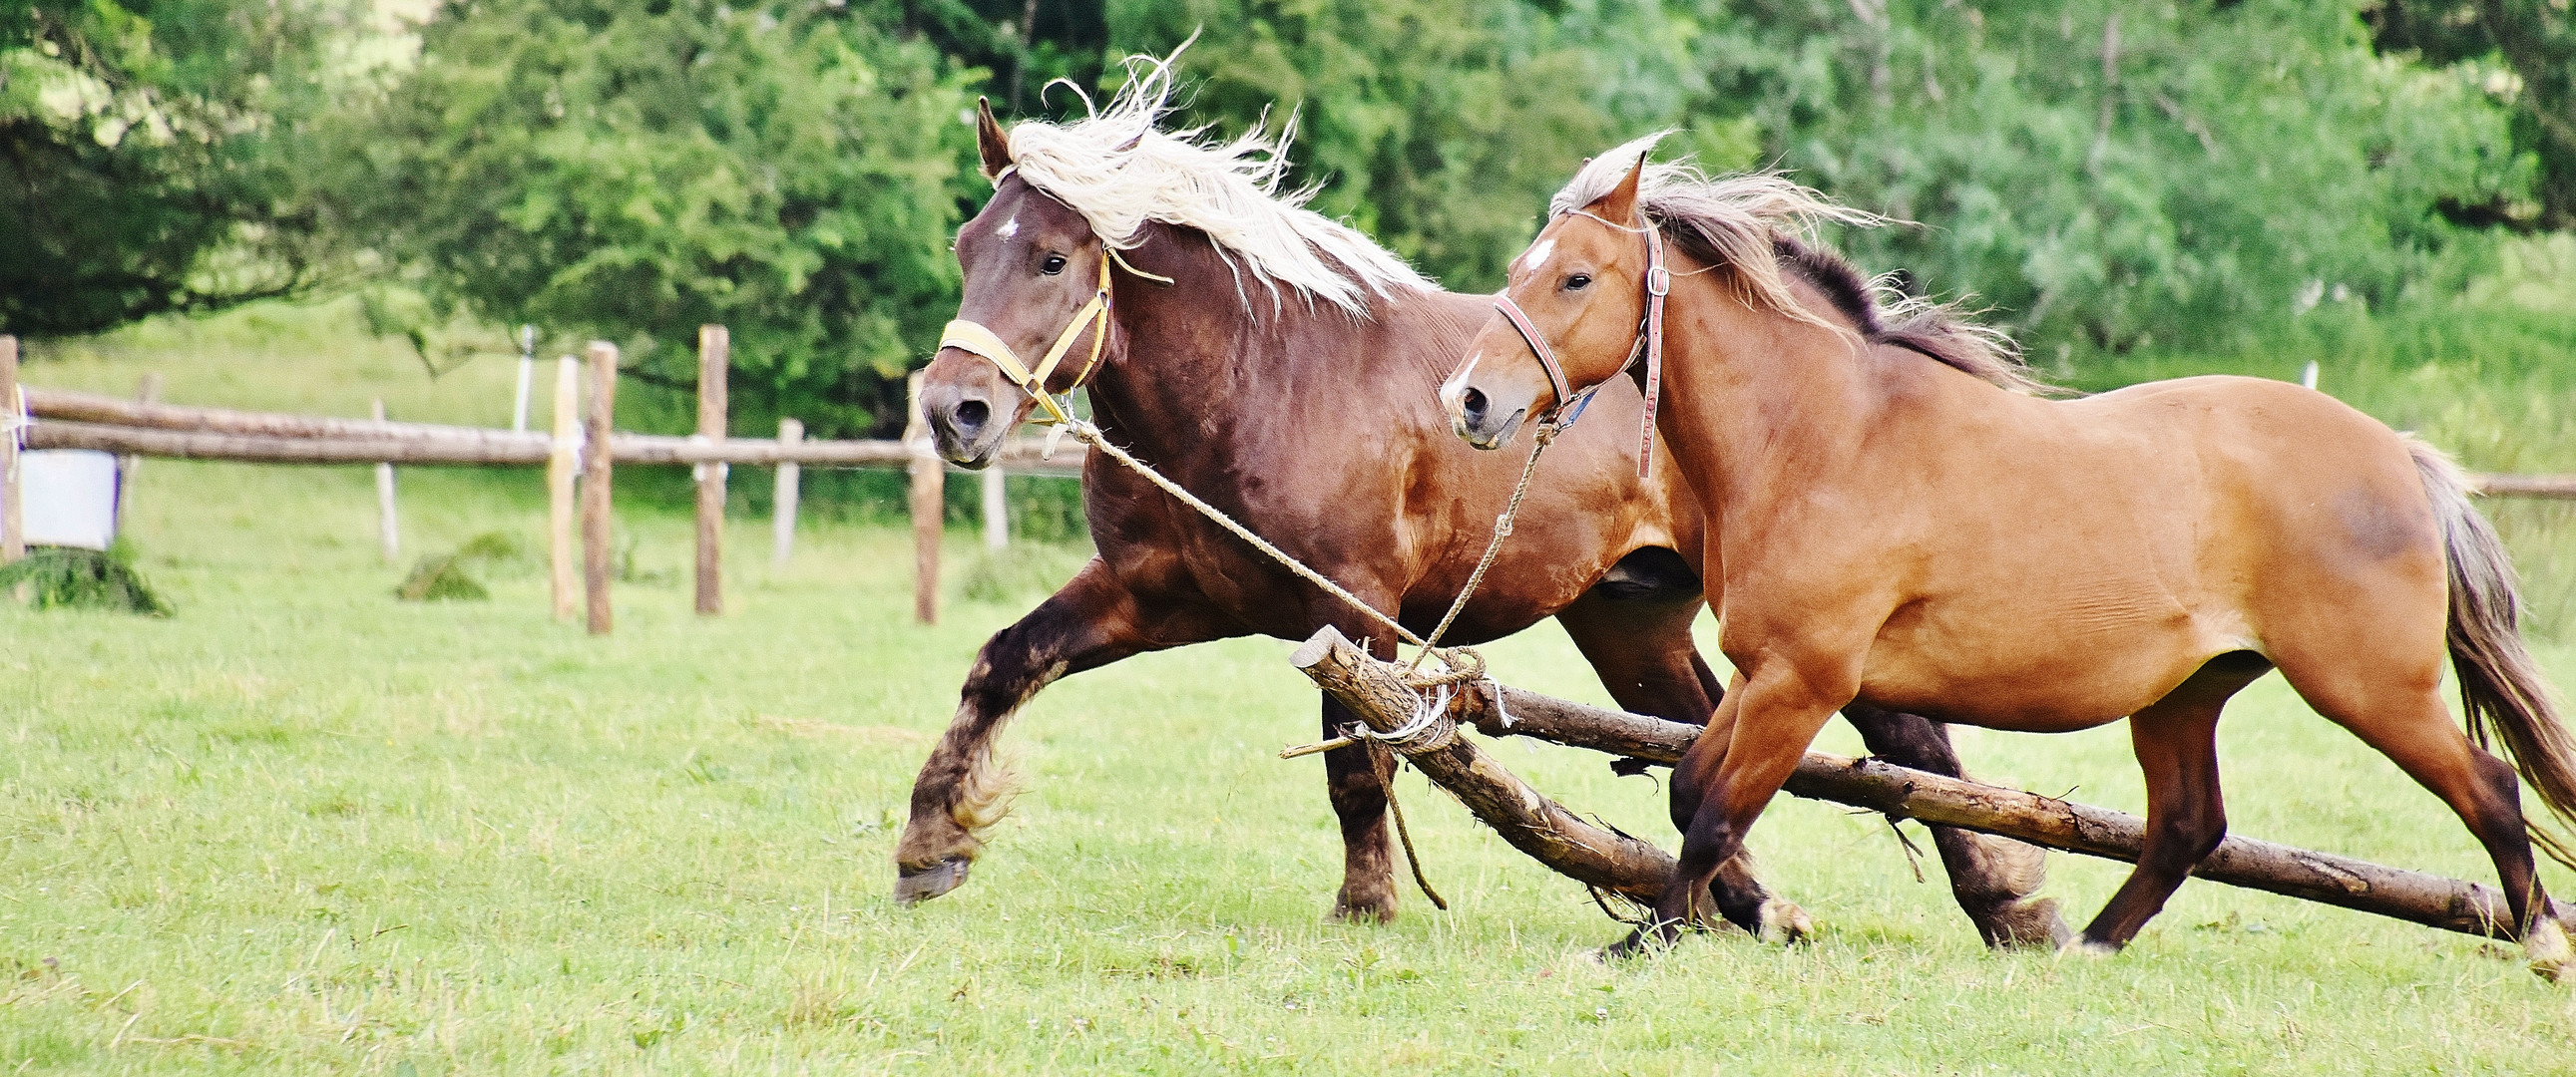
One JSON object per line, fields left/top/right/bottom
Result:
{"left": 937, "top": 246, "right": 1172, "bottom": 427}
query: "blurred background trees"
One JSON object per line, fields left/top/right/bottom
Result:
{"left": 4, "top": 0, "right": 2569, "bottom": 433}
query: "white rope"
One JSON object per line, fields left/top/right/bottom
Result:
{"left": 1346, "top": 684, "right": 1457, "bottom": 754}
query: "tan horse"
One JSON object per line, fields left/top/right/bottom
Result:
{"left": 1440, "top": 136, "right": 2576, "bottom": 977}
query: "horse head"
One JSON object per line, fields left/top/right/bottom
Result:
{"left": 920, "top": 100, "right": 1138, "bottom": 468}
{"left": 1442, "top": 150, "right": 1658, "bottom": 452}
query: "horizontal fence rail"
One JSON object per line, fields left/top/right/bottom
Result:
{"left": 20, "top": 388, "right": 1086, "bottom": 476}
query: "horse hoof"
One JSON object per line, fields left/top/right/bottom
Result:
{"left": 1979, "top": 897, "right": 2073, "bottom": 951}
{"left": 894, "top": 857, "right": 972, "bottom": 905}
{"left": 2525, "top": 916, "right": 2572, "bottom": 983}
{"left": 1601, "top": 925, "right": 1671, "bottom": 961}
{"left": 1329, "top": 895, "right": 1398, "bottom": 924}
{"left": 2056, "top": 936, "right": 2120, "bottom": 960}
{"left": 1756, "top": 898, "right": 1814, "bottom": 944}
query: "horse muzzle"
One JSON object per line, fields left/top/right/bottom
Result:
{"left": 918, "top": 365, "right": 1016, "bottom": 468}
{"left": 1440, "top": 379, "right": 1528, "bottom": 451}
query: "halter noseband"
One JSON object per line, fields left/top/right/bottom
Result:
{"left": 938, "top": 244, "right": 1171, "bottom": 427}
{"left": 1489, "top": 210, "right": 1668, "bottom": 480}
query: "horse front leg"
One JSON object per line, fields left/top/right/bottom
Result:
{"left": 1322, "top": 695, "right": 1400, "bottom": 922}
{"left": 1840, "top": 703, "right": 2071, "bottom": 949}
{"left": 894, "top": 558, "right": 1226, "bottom": 903}
{"left": 1556, "top": 586, "right": 1808, "bottom": 941}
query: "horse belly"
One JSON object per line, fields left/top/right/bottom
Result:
{"left": 1857, "top": 588, "right": 2224, "bottom": 732}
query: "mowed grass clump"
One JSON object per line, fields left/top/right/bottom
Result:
{"left": 4, "top": 301, "right": 2575, "bottom": 1071}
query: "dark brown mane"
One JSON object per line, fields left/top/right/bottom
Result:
{"left": 1755, "top": 236, "right": 2055, "bottom": 393}
{"left": 1545, "top": 141, "right": 2051, "bottom": 396}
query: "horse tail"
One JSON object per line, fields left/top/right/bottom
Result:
{"left": 2410, "top": 438, "right": 2576, "bottom": 871}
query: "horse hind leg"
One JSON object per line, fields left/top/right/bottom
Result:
{"left": 1841, "top": 703, "right": 2071, "bottom": 949}
{"left": 2286, "top": 665, "right": 2570, "bottom": 979}
{"left": 2074, "top": 652, "right": 2270, "bottom": 952}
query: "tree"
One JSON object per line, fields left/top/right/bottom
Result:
{"left": 0, "top": 1, "right": 354, "bottom": 336}
{"left": 1105, "top": 0, "right": 1699, "bottom": 291}
{"left": 2369, "top": 0, "right": 2576, "bottom": 230}
{"left": 1672, "top": 0, "right": 2535, "bottom": 351}
{"left": 345, "top": 0, "right": 980, "bottom": 436}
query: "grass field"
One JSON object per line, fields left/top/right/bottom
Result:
{"left": 6, "top": 307, "right": 2576, "bottom": 1072}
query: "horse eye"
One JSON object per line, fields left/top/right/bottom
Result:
{"left": 1566, "top": 274, "right": 1591, "bottom": 290}
{"left": 1041, "top": 254, "right": 1069, "bottom": 275}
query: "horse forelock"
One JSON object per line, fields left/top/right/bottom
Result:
{"left": 993, "top": 48, "right": 1431, "bottom": 318}
{"left": 1549, "top": 133, "right": 2049, "bottom": 396}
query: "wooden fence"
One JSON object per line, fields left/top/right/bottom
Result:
{"left": 3, "top": 330, "right": 2574, "bottom": 630}
{"left": 0, "top": 333, "right": 1082, "bottom": 630}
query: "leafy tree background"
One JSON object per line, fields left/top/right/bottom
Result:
{"left": 4, "top": 0, "right": 2569, "bottom": 434}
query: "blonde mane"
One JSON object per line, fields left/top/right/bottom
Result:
{"left": 999, "top": 49, "right": 1431, "bottom": 316}
{"left": 1553, "top": 133, "right": 2047, "bottom": 395}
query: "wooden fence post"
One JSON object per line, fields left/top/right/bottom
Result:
{"left": 906, "top": 372, "right": 940, "bottom": 625}
{"left": 772, "top": 418, "right": 801, "bottom": 566}
{"left": 117, "top": 372, "right": 160, "bottom": 529}
{"left": 513, "top": 325, "right": 537, "bottom": 433}
{"left": 693, "top": 324, "right": 727, "bottom": 616}
{"left": 372, "top": 399, "right": 399, "bottom": 564}
{"left": 1, "top": 335, "right": 21, "bottom": 564}
{"left": 582, "top": 341, "right": 618, "bottom": 635}
{"left": 548, "top": 357, "right": 580, "bottom": 620}
{"left": 981, "top": 466, "right": 1009, "bottom": 550}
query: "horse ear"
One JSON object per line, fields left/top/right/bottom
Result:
{"left": 1586, "top": 149, "right": 1649, "bottom": 224}
{"left": 976, "top": 98, "right": 1012, "bottom": 181}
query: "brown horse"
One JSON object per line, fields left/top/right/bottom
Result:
{"left": 895, "top": 62, "right": 2064, "bottom": 945}
{"left": 1442, "top": 136, "right": 2576, "bottom": 977}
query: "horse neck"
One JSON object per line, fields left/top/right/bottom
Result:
{"left": 1655, "top": 270, "right": 1878, "bottom": 519}
{"left": 1085, "top": 224, "right": 1420, "bottom": 459}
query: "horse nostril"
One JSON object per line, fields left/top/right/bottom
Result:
{"left": 954, "top": 399, "right": 990, "bottom": 433}
{"left": 1461, "top": 388, "right": 1489, "bottom": 429}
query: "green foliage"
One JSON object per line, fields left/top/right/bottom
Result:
{"left": 0, "top": 543, "right": 170, "bottom": 615}
{"left": 344, "top": 0, "right": 982, "bottom": 437}
{"left": 1667, "top": 0, "right": 2534, "bottom": 351}
{"left": 395, "top": 530, "right": 530, "bottom": 601}
{"left": 0, "top": 0, "right": 358, "bottom": 335}
{"left": 1110, "top": 1, "right": 1699, "bottom": 291}
{"left": 2368, "top": 0, "right": 2576, "bottom": 230}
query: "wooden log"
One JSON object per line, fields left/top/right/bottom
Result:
{"left": 582, "top": 342, "right": 617, "bottom": 636}
{"left": 772, "top": 418, "right": 801, "bottom": 566}
{"left": 1291, "top": 626, "right": 1681, "bottom": 903}
{"left": 548, "top": 358, "right": 580, "bottom": 621}
{"left": 372, "top": 400, "right": 399, "bottom": 564}
{"left": 1, "top": 335, "right": 21, "bottom": 564}
{"left": 906, "top": 372, "right": 940, "bottom": 625}
{"left": 116, "top": 373, "right": 163, "bottom": 528}
{"left": 693, "top": 325, "right": 727, "bottom": 617}
{"left": 1452, "top": 673, "right": 2574, "bottom": 941}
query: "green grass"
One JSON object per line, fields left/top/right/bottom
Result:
{"left": 7, "top": 300, "right": 2576, "bottom": 1072}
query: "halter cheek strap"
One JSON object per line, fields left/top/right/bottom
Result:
{"left": 1489, "top": 214, "right": 1670, "bottom": 480}
{"left": 938, "top": 246, "right": 1172, "bottom": 427}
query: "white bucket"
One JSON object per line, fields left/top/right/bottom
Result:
{"left": 18, "top": 450, "right": 121, "bottom": 551}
